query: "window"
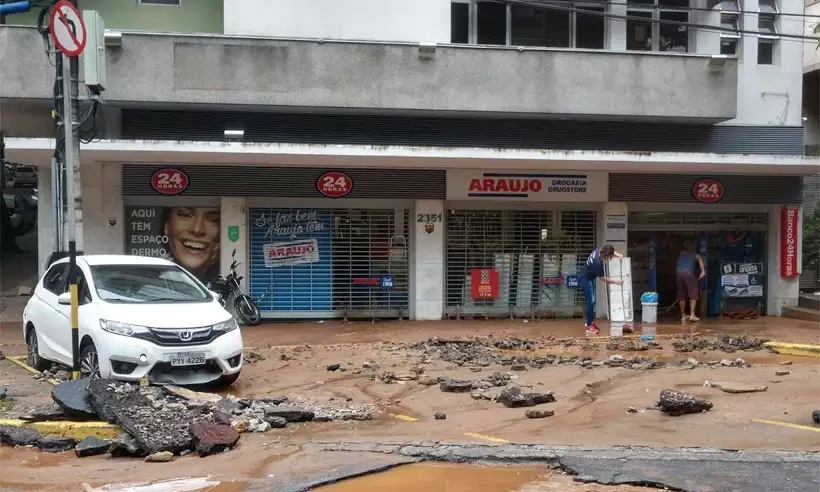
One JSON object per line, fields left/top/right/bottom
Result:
{"left": 757, "top": 0, "right": 778, "bottom": 65}
{"left": 451, "top": 2, "right": 470, "bottom": 43}
{"left": 477, "top": 1, "right": 507, "bottom": 45}
{"left": 719, "top": 13, "right": 740, "bottom": 55}
{"left": 511, "top": 4, "right": 570, "bottom": 47}
{"left": 43, "top": 264, "right": 68, "bottom": 295}
{"left": 626, "top": 0, "right": 691, "bottom": 52}
{"left": 452, "top": 1, "right": 605, "bottom": 50}
{"left": 139, "top": 0, "right": 181, "bottom": 5}
{"left": 91, "top": 264, "right": 211, "bottom": 304}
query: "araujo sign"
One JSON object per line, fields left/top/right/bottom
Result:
{"left": 446, "top": 170, "right": 607, "bottom": 202}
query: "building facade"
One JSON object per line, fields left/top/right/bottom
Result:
{"left": 1, "top": 0, "right": 818, "bottom": 321}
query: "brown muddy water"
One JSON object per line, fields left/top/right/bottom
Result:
{"left": 316, "top": 463, "right": 549, "bottom": 492}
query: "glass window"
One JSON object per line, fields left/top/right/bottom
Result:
{"left": 511, "top": 5, "right": 570, "bottom": 47}
{"left": 43, "top": 263, "right": 68, "bottom": 295}
{"left": 720, "top": 14, "right": 739, "bottom": 34}
{"left": 758, "top": 15, "right": 777, "bottom": 36}
{"left": 576, "top": 6, "right": 606, "bottom": 48}
{"left": 659, "top": 11, "right": 689, "bottom": 52}
{"left": 758, "top": 41, "right": 774, "bottom": 64}
{"left": 758, "top": 0, "right": 778, "bottom": 14}
{"left": 627, "top": 11, "right": 653, "bottom": 51}
{"left": 720, "top": 39, "right": 738, "bottom": 55}
{"left": 716, "top": 0, "right": 740, "bottom": 12}
{"left": 91, "top": 264, "right": 212, "bottom": 304}
{"left": 658, "top": 0, "right": 690, "bottom": 7}
{"left": 477, "top": 1, "right": 507, "bottom": 45}
{"left": 451, "top": 2, "right": 470, "bottom": 43}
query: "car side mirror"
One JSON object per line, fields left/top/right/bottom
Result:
{"left": 57, "top": 292, "right": 72, "bottom": 305}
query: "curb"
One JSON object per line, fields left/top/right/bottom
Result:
{"left": 0, "top": 418, "right": 121, "bottom": 440}
{"left": 762, "top": 342, "right": 820, "bottom": 359}
{"left": 2, "top": 357, "right": 123, "bottom": 440}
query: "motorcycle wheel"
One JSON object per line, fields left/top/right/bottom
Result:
{"left": 234, "top": 294, "right": 261, "bottom": 326}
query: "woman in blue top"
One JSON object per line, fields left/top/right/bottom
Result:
{"left": 580, "top": 244, "right": 625, "bottom": 335}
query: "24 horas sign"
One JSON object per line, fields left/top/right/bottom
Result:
{"left": 446, "top": 170, "right": 607, "bottom": 201}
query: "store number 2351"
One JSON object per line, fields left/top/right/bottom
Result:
{"left": 417, "top": 213, "right": 442, "bottom": 223}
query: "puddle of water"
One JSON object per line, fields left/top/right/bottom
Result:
{"left": 316, "top": 463, "right": 548, "bottom": 492}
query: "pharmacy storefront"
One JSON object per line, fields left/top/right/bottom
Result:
{"left": 122, "top": 165, "right": 446, "bottom": 320}
{"left": 443, "top": 170, "right": 608, "bottom": 318}
{"left": 610, "top": 173, "right": 804, "bottom": 318}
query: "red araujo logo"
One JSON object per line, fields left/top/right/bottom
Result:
{"left": 468, "top": 173, "right": 589, "bottom": 198}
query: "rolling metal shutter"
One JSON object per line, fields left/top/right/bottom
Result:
{"left": 122, "top": 165, "right": 446, "bottom": 199}
{"left": 609, "top": 174, "right": 803, "bottom": 204}
{"left": 249, "top": 208, "right": 409, "bottom": 319}
{"left": 445, "top": 209, "right": 597, "bottom": 318}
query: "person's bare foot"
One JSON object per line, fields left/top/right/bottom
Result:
{"left": 681, "top": 316, "right": 688, "bottom": 323}
{"left": 689, "top": 315, "right": 700, "bottom": 322}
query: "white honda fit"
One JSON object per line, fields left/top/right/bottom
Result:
{"left": 22, "top": 255, "right": 243, "bottom": 386}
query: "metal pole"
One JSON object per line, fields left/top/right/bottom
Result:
{"left": 61, "top": 51, "right": 80, "bottom": 380}
{"left": 50, "top": 157, "right": 59, "bottom": 252}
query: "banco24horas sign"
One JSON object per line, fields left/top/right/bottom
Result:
{"left": 446, "top": 170, "right": 607, "bottom": 202}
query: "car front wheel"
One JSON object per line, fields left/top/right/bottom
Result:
{"left": 80, "top": 342, "right": 101, "bottom": 379}
{"left": 26, "top": 327, "right": 51, "bottom": 372}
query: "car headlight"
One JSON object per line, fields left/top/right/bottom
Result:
{"left": 212, "top": 318, "right": 238, "bottom": 332}
{"left": 99, "top": 319, "right": 149, "bottom": 337}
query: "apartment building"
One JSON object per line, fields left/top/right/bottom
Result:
{"left": 1, "top": 0, "right": 817, "bottom": 321}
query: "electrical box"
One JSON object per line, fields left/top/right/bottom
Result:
{"left": 81, "top": 10, "right": 106, "bottom": 91}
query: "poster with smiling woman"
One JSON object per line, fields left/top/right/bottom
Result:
{"left": 125, "top": 205, "right": 221, "bottom": 283}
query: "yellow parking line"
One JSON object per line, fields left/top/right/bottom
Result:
{"left": 388, "top": 413, "right": 418, "bottom": 422}
{"left": 762, "top": 342, "right": 820, "bottom": 359}
{"left": 464, "top": 432, "right": 509, "bottom": 443}
{"left": 5, "top": 356, "right": 60, "bottom": 385}
{"left": 753, "top": 419, "right": 820, "bottom": 433}
{"left": 0, "top": 419, "right": 121, "bottom": 440}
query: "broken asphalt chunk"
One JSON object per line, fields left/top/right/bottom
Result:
{"left": 75, "top": 436, "right": 112, "bottom": 457}
{"left": 264, "top": 405, "right": 315, "bottom": 423}
{"left": 190, "top": 422, "right": 240, "bottom": 457}
{"left": 0, "top": 424, "right": 41, "bottom": 447}
{"left": 36, "top": 435, "right": 77, "bottom": 453}
{"left": 706, "top": 381, "right": 768, "bottom": 394}
{"left": 145, "top": 451, "right": 174, "bottom": 463}
{"left": 51, "top": 377, "right": 98, "bottom": 420}
{"left": 109, "top": 432, "right": 145, "bottom": 457}
{"left": 439, "top": 379, "right": 473, "bottom": 393}
{"left": 498, "top": 386, "right": 556, "bottom": 408}
{"left": 658, "top": 389, "right": 713, "bottom": 416}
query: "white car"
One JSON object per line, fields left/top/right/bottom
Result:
{"left": 23, "top": 255, "right": 243, "bottom": 386}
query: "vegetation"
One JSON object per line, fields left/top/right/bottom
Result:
{"left": 804, "top": 206, "right": 820, "bottom": 278}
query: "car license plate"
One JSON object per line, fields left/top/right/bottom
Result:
{"left": 170, "top": 352, "right": 206, "bottom": 367}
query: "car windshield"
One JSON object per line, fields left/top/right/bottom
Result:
{"left": 90, "top": 264, "right": 211, "bottom": 303}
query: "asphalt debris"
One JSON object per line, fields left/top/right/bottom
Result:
{"left": 145, "top": 450, "right": 174, "bottom": 462}
{"left": 657, "top": 389, "right": 713, "bottom": 416}
{"left": 190, "top": 422, "right": 240, "bottom": 456}
{"left": 525, "top": 409, "right": 554, "bottom": 418}
{"left": 51, "top": 377, "right": 98, "bottom": 420}
{"left": 0, "top": 424, "right": 41, "bottom": 447}
{"left": 705, "top": 381, "right": 768, "bottom": 394}
{"left": 498, "top": 386, "right": 556, "bottom": 408}
{"left": 434, "top": 412, "right": 447, "bottom": 420}
{"left": 813, "top": 410, "right": 819, "bottom": 424}
{"left": 672, "top": 335, "right": 769, "bottom": 354}
{"left": 75, "top": 436, "right": 112, "bottom": 457}
{"left": 36, "top": 435, "right": 77, "bottom": 453}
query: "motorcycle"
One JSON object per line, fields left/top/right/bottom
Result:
{"left": 208, "top": 249, "right": 262, "bottom": 326}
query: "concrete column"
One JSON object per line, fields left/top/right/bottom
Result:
{"left": 607, "top": 0, "right": 627, "bottom": 51}
{"left": 596, "top": 202, "right": 628, "bottom": 318}
{"left": 766, "top": 204, "right": 801, "bottom": 316}
{"left": 37, "top": 163, "right": 53, "bottom": 277}
{"left": 410, "top": 200, "right": 444, "bottom": 320}
{"left": 78, "top": 162, "right": 123, "bottom": 255}
{"left": 220, "top": 197, "right": 248, "bottom": 291}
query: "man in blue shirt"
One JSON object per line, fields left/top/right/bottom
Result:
{"left": 580, "top": 244, "right": 625, "bottom": 335}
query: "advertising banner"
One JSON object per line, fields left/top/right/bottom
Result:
{"left": 471, "top": 268, "right": 499, "bottom": 299}
{"left": 780, "top": 206, "right": 799, "bottom": 278}
{"left": 124, "top": 206, "right": 221, "bottom": 283}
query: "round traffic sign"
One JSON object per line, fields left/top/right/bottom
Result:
{"left": 49, "top": 0, "right": 87, "bottom": 57}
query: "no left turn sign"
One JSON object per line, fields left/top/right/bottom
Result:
{"left": 49, "top": 0, "right": 87, "bottom": 57}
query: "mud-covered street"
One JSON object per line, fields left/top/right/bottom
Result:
{"left": 1, "top": 319, "right": 819, "bottom": 491}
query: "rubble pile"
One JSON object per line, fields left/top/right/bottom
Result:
{"left": 672, "top": 335, "right": 769, "bottom": 354}
{"left": 0, "top": 376, "right": 378, "bottom": 460}
{"left": 34, "top": 365, "right": 72, "bottom": 382}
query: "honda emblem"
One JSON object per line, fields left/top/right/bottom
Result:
{"left": 178, "top": 330, "right": 193, "bottom": 341}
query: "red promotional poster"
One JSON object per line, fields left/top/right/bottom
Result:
{"left": 471, "top": 268, "right": 499, "bottom": 299}
{"left": 780, "top": 206, "right": 799, "bottom": 278}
